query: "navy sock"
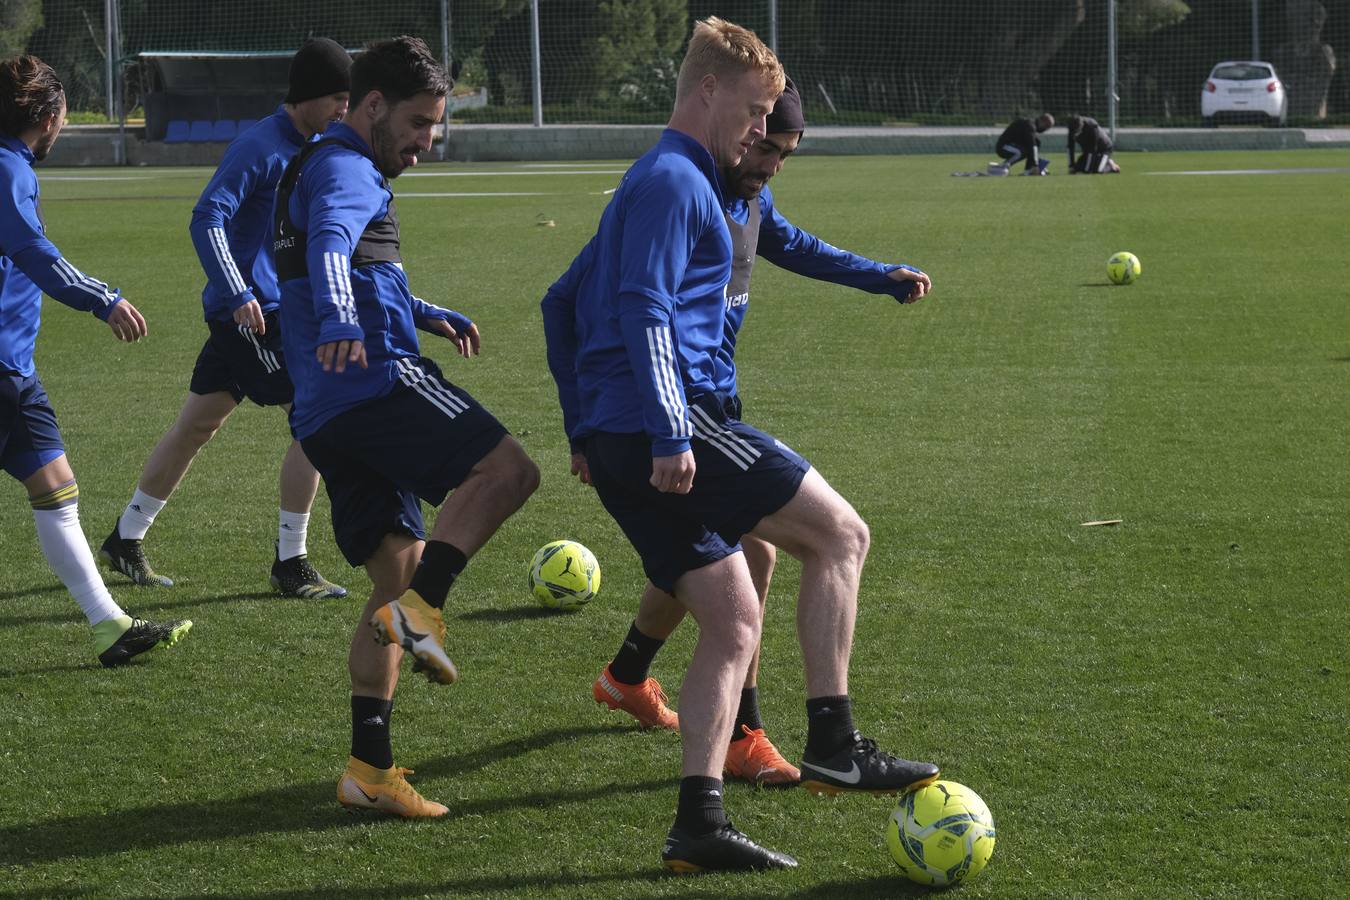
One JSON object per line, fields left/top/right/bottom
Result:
{"left": 350, "top": 695, "right": 394, "bottom": 769}
{"left": 409, "top": 541, "right": 467, "bottom": 610}
{"left": 730, "top": 686, "right": 764, "bottom": 740}
{"left": 607, "top": 621, "right": 665, "bottom": 685}
{"left": 805, "top": 694, "right": 855, "bottom": 758}
{"left": 674, "top": 776, "right": 728, "bottom": 835}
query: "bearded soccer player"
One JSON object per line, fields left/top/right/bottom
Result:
{"left": 101, "top": 39, "right": 352, "bottom": 599}
{"left": 275, "top": 35, "right": 538, "bottom": 818}
{"left": 542, "top": 21, "right": 939, "bottom": 873}
{"left": 549, "top": 77, "right": 931, "bottom": 790}
{"left": 0, "top": 55, "right": 191, "bottom": 666}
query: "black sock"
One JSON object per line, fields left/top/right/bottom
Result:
{"left": 730, "top": 686, "right": 764, "bottom": 741}
{"left": 674, "top": 776, "right": 728, "bottom": 836}
{"left": 607, "top": 621, "right": 665, "bottom": 685}
{"left": 409, "top": 541, "right": 468, "bottom": 610}
{"left": 351, "top": 695, "right": 394, "bottom": 769}
{"left": 805, "top": 694, "right": 855, "bottom": 758}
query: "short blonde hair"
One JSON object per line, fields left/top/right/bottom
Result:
{"left": 675, "top": 17, "right": 785, "bottom": 101}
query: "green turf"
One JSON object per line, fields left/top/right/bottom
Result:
{"left": 2, "top": 150, "right": 1348, "bottom": 898}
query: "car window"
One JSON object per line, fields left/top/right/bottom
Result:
{"left": 1212, "top": 64, "right": 1274, "bottom": 81}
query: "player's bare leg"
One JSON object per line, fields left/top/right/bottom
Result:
{"left": 271, "top": 434, "right": 346, "bottom": 598}
{"left": 752, "top": 467, "right": 938, "bottom": 796}
{"left": 101, "top": 390, "right": 237, "bottom": 586}
{"left": 370, "top": 435, "right": 538, "bottom": 684}
{"left": 339, "top": 533, "right": 447, "bottom": 817}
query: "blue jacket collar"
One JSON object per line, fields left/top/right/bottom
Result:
{"left": 272, "top": 105, "right": 306, "bottom": 146}
{"left": 0, "top": 134, "right": 35, "bottom": 165}
{"left": 319, "top": 121, "right": 376, "bottom": 162}
{"left": 660, "top": 128, "right": 726, "bottom": 207}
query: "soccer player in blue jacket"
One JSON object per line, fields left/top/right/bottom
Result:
{"left": 0, "top": 55, "right": 191, "bottom": 666}
{"left": 554, "top": 78, "right": 931, "bottom": 789}
{"left": 275, "top": 36, "right": 538, "bottom": 818}
{"left": 542, "top": 23, "right": 940, "bottom": 872}
{"left": 100, "top": 39, "right": 352, "bottom": 599}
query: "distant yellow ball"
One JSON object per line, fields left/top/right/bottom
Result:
{"left": 1107, "top": 251, "right": 1142, "bottom": 284}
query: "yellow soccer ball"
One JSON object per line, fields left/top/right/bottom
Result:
{"left": 528, "top": 540, "right": 600, "bottom": 610}
{"left": 886, "top": 780, "right": 997, "bottom": 887}
{"left": 1107, "top": 251, "right": 1142, "bottom": 284}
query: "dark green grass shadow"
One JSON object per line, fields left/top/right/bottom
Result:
{"left": 0, "top": 589, "right": 274, "bottom": 630}
{"left": 456, "top": 605, "right": 573, "bottom": 622}
{"left": 2, "top": 725, "right": 672, "bottom": 867}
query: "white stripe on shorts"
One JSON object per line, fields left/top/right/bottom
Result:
{"left": 396, "top": 358, "right": 468, "bottom": 420}
{"left": 688, "top": 404, "right": 760, "bottom": 471}
{"left": 236, "top": 324, "right": 281, "bottom": 373}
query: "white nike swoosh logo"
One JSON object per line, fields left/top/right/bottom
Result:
{"left": 803, "top": 759, "right": 861, "bottom": 784}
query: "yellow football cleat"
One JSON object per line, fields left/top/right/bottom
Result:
{"left": 337, "top": 756, "right": 448, "bottom": 818}
{"left": 370, "top": 590, "right": 458, "bottom": 684}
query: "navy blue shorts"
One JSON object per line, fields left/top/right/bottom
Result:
{"left": 0, "top": 372, "right": 66, "bottom": 481}
{"left": 584, "top": 393, "right": 810, "bottom": 594}
{"left": 300, "top": 356, "right": 510, "bottom": 567}
{"left": 189, "top": 311, "right": 294, "bottom": 407}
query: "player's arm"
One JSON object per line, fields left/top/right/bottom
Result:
{"left": 188, "top": 143, "right": 265, "bottom": 332}
{"left": 616, "top": 173, "right": 698, "bottom": 492}
{"left": 411, "top": 295, "right": 479, "bottom": 358}
{"left": 755, "top": 191, "right": 930, "bottom": 303}
{"left": 541, "top": 235, "right": 596, "bottom": 467}
{"left": 1, "top": 174, "right": 146, "bottom": 341}
{"left": 298, "top": 152, "right": 381, "bottom": 373}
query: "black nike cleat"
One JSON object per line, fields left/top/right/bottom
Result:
{"left": 661, "top": 823, "right": 798, "bottom": 874}
{"left": 270, "top": 552, "right": 348, "bottom": 599}
{"left": 800, "top": 731, "right": 939, "bottom": 797}
{"left": 99, "top": 526, "right": 173, "bottom": 587}
{"left": 95, "top": 615, "right": 192, "bottom": 668}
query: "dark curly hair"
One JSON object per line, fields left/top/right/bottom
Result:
{"left": 0, "top": 55, "right": 65, "bottom": 137}
{"left": 351, "top": 36, "right": 450, "bottom": 107}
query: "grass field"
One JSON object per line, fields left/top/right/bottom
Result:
{"left": 2, "top": 148, "right": 1348, "bottom": 899}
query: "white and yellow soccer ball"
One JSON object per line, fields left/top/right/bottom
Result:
{"left": 528, "top": 540, "right": 601, "bottom": 610}
{"left": 886, "top": 780, "right": 997, "bottom": 887}
{"left": 1107, "top": 251, "right": 1142, "bottom": 284}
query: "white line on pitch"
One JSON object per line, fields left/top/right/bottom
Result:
{"left": 402, "top": 169, "right": 626, "bottom": 177}
{"left": 1146, "top": 167, "right": 1350, "bottom": 176}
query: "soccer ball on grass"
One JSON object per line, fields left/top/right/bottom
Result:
{"left": 528, "top": 540, "right": 600, "bottom": 610}
{"left": 886, "top": 780, "right": 997, "bottom": 887}
{"left": 1107, "top": 251, "right": 1142, "bottom": 284}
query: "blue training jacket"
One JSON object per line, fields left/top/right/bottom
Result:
{"left": 541, "top": 128, "right": 731, "bottom": 457}
{"left": 543, "top": 176, "right": 922, "bottom": 446}
{"left": 277, "top": 122, "right": 467, "bottom": 440}
{"left": 189, "top": 106, "right": 306, "bottom": 321}
{"left": 0, "top": 134, "right": 121, "bottom": 377}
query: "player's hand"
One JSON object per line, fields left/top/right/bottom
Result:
{"left": 424, "top": 317, "right": 481, "bottom": 358}
{"left": 888, "top": 267, "right": 931, "bottom": 304}
{"left": 651, "top": 451, "right": 695, "bottom": 494}
{"left": 317, "top": 339, "right": 367, "bottom": 373}
{"left": 233, "top": 299, "right": 265, "bottom": 334}
{"left": 570, "top": 452, "right": 592, "bottom": 486}
{"left": 106, "top": 300, "right": 148, "bottom": 342}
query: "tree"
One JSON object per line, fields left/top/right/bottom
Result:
{"left": 0, "top": 0, "right": 44, "bottom": 59}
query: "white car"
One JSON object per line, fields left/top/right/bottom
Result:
{"left": 1201, "top": 60, "right": 1287, "bottom": 126}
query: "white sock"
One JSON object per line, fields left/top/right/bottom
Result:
{"left": 118, "top": 488, "right": 167, "bottom": 541}
{"left": 32, "top": 498, "right": 124, "bottom": 626}
{"left": 278, "top": 509, "right": 309, "bottom": 561}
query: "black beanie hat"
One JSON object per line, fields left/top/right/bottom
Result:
{"left": 285, "top": 38, "right": 352, "bottom": 104}
{"left": 766, "top": 76, "right": 805, "bottom": 135}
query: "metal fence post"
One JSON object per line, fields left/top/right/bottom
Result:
{"left": 768, "top": 0, "right": 779, "bottom": 54}
{"left": 1252, "top": 0, "right": 1260, "bottom": 59}
{"left": 441, "top": 0, "right": 451, "bottom": 159}
{"left": 1107, "top": 0, "right": 1118, "bottom": 141}
{"left": 530, "top": 0, "right": 543, "bottom": 127}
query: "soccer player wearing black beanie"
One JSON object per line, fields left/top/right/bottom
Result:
{"left": 102, "top": 40, "right": 353, "bottom": 599}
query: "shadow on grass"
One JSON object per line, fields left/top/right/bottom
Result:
{"left": 0, "top": 584, "right": 65, "bottom": 603}
{"left": 3, "top": 726, "right": 675, "bottom": 867}
{"left": 783, "top": 875, "right": 930, "bottom": 898}
{"left": 455, "top": 605, "right": 570, "bottom": 622}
